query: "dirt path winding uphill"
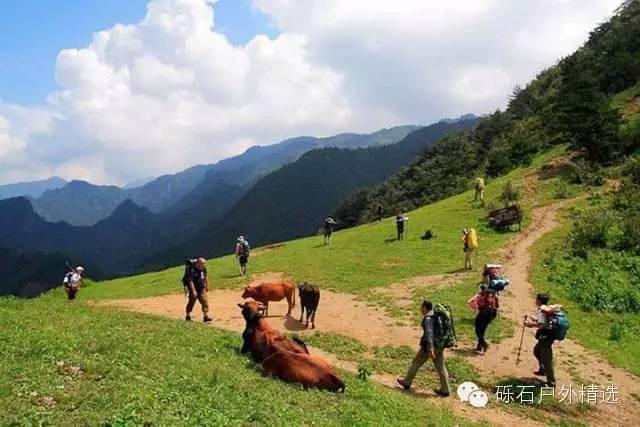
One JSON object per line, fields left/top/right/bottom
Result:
{"left": 472, "top": 201, "right": 640, "bottom": 425}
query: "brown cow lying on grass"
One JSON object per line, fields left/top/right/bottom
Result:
{"left": 241, "top": 280, "right": 296, "bottom": 316}
{"left": 297, "top": 282, "right": 320, "bottom": 329}
{"left": 238, "top": 301, "right": 345, "bottom": 392}
{"left": 239, "top": 301, "right": 308, "bottom": 361}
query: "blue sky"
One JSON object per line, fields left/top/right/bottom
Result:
{"left": 0, "top": 0, "right": 277, "bottom": 105}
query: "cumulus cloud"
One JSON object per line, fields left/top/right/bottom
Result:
{"left": 0, "top": 0, "right": 622, "bottom": 185}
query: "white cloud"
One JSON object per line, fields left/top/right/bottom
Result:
{"left": 0, "top": 0, "right": 623, "bottom": 185}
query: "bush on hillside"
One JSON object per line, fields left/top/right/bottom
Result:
{"left": 499, "top": 181, "right": 522, "bottom": 207}
{"left": 548, "top": 251, "right": 640, "bottom": 313}
{"left": 569, "top": 207, "right": 615, "bottom": 258}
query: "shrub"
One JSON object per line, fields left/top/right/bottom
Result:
{"left": 554, "top": 181, "right": 571, "bottom": 199}
{"left": 569, "top": 208, "right": 615, "bottom": 257}
{"left": 499, "top": 181, "right": 521, "bottom": 207}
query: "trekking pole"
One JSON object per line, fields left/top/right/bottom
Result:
{"left": 65, "top": 261, "right": 75, "bottom": 273}
{"left": 516, "top": 315, "right": 527, "bottom": 366}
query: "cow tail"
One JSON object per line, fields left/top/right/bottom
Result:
{"left": 289, "top": 286, "right": 296, "bottom": 309}
{"left": 292, "top": 336, "right": 309, "bottom": 354}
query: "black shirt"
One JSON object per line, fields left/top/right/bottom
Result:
{"left": 189, "top": 267, "right": 208, "bottom": 292}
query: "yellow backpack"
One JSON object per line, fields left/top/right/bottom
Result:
{"left": 467, "top": 228, "right": 479, "bottom": 250}
{"left": 475, "top": 178, "right": 485, "bottom": 190}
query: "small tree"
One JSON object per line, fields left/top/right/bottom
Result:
{"left": 499, "top": 181, "right": 521, "bottom": 207}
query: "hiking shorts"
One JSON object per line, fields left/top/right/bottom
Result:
{"left": 239, "top": 255, "right": 248, "bottom": 265}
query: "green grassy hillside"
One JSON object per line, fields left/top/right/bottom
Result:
{"left": 0, "top": 294, "right": 471, "bottom": 426}
{"left": 87, "top": 149, "right": 563, "bottom": 303}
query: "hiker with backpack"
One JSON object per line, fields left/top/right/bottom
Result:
{"left": 468, "top": 284, "right": 499, "bottom": 354}
{"left": 397, "top": 300, "right": 453, "bottom": 397}
{"left": 62, "top": 265, "right": 84, "bottom": 301}
{"left": 182, "top": 257, "right": 212, "bottom": 323}
{"left": 235, "top": 236, "right": 251, "bottom": 276}
{"left": 377, "top": 203, "right": 384, "bottom": 222}
{"left": 395, "top": 213, "right": 408, "bottom": 240}
{"left": 524, "top": 293, "right": 569, "bottom": 387}
{"left": 474, "top": 177, "right": 485, "bottom": 202}
{"left": 462, "top": 228, "right": 477, "bottom": 270}
{"left": 323, "top": 217, "right": 337, "bottom": 245}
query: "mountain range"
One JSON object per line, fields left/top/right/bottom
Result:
{"left": 0, "top": 119, "right": 477, "bottom": 296}
{"left": 26, "top": 125, "right": 420, "bottom": 226}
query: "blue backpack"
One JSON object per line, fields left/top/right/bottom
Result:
{"left": 548, "top": 309, "right": 570, "bottom": 341}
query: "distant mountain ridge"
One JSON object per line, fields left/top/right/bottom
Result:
{"left": 0, "top": 177, "right": 67, "bottom": 200}
{"left": 31, "top": 125, "right": 420, "bottom": 226}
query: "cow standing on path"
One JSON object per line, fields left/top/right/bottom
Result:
{"left": 298, "top": 282, "right": 320, "bottom": 329}
{"left": 241, "top": 280, "right": 296, "bottom": 317}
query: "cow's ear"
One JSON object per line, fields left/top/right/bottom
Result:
{"left": 237, "top": 303, "right": 245, "bottom": 309}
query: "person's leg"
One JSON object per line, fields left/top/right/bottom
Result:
{"left": 477, "top": 313, "right": 490, "bottom": 351}
{"left": 474, "top": 314, "right": 483, "bottom": 351}
{"left": 197, "top": 291, "right": 211, "bottom": 321}
{"left": 433, "top": 348, "right": 451, "bottom": 395}
{"left": 403, "top": 348, "right": 429, "bottom": 386}
{"left": 186, "top": 292, "right": 197, "bottom": 319}
{"left": 540, "top": 339, "right": 556, "bottom": 385}
{"left": 533, "top": 340, "right": 544, "bottom": 373}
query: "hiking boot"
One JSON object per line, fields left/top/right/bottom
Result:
{"left": 434, "top": 389, "right": 450, "bottom": 397}
{"left": 203, "top": 316, "right": 213, "bottom": 323}
{"left": 533, "top": 369, "right": 546, "bottom": 376}
{"left": 396, "top": 378, "right": 411, "bottom": 391}
{"left": 185, "top": 315, "right": 192, "bottom": 321}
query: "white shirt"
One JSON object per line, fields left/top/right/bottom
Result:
{"left": 64, "top": 273, "right": 82, "bottom": 288}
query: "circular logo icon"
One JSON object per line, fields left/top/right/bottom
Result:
{"left": 457, "top": 381, "right": 479, "bottom": 402}
{"left": 468, "top": 390, "right": 489, "bottom": 408}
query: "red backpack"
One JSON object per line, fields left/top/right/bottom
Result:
{"left": 477, "top": 291, "right": 499, "bottom": 315}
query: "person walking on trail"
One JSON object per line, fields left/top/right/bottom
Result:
{"left": 474, "top": 177, "right": 485, "bottom": 202}
{"left": 397, "top": 300, "right": 451, "bottom": 397}
{"left": 324, "top": 217, "right": 337, "bottom": 245}
{"left": 376, "top": 203, "right": 384, "bottom": 222}
{"left": 395, "top": 213, "right": 408, "bottom": 240}
{"left": 469, "top": 284, "right": 499, "bottom": 354}
{"left": 62, "top": 266, "right": 84, "bottom": 301}
{"left": 462, "top": 228, "right": 476, "bottom": 270}
{"left": 235, "top": 236, "right": 251, "bottom": 276}
{"left": 184, "top": 257, "right": 212, "bottom": 323}
{"left": 525, "top": 293, "right": 556, "bottom": 387}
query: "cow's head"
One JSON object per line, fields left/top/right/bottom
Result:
{"left": 238, "top": 300, "right": 264, "bottom": 322}
{"left": 241, "top": 286, "right": 255, "bottom": 299}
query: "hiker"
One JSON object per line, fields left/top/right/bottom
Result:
{"left": 184, "top": 257, "right": 212, "bottom": 323}
{"left": 324, "top": 217, "right": 337, "bottom": 245}
{"left": 377, "top": 203, "right": 384, "bottom": 222}
{"left": 395, "top": 213, "right": 408, "bottom": 240}
{"left": 469, "top": 284, "right": 499, "bottom": 354}
{"left": 524, "top": 293, "right": 556, "bottom": 387}
{"left": 462, "top": 228, "right": 477, "bottom": 270}
{"left": 62, "top": 266, "right": 84, "bottom": 301}
{"left": 474, "top": 177, "right": 485, "bottom": 202}
{"left": 397, "top": 300, "right": 451, "bottom": 397}
{"left": 235, "top": 236, "right": 251, "bottom": 276}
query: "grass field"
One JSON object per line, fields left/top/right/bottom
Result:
{"left": 0, "top": 293, "right": 476, "bottom": 426}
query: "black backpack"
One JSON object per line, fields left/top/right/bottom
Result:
{"left": 182, "top": 259, "right": 196, "bottom": 287}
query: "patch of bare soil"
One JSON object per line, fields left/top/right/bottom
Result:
{"left": 372, "top": 273, "right": 467, "bottom": 309}
{"left": 251, "top": 244, "right": 286, "bottom": 257}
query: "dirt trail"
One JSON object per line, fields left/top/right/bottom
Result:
{"left": 99, "top": 198, "right": 640, "bottom": 425}
{"left": 472, "top": 200, "right": 640, "bottom": 425}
